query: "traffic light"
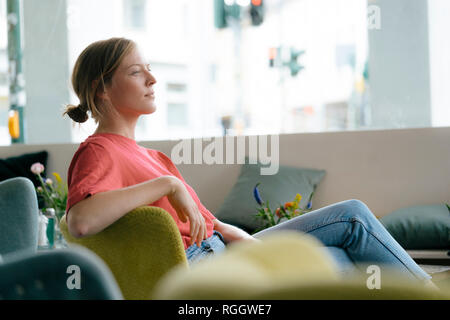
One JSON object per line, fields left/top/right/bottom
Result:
{"left": 287, "top": 48, "right": 305, "bottom": 76}
{"left": 250, "top": 0, "right": 264, "bottom": 26}
{"left": 270, "top": 46, "right": 305, "bottom": 77}
{"left": 269, "top": 47, "right": 276, "bottom": 67}
{"left": 214, "top": 0, "right": 242, "bottom": 29}
{"left": 214, "top": 0, "right": 227, "bottom": 29}
{"left": 214, "top": 0, "right": 264, "bottom": 29}
{"left": 269, "top": 47, "right": 282, "bottom": 68}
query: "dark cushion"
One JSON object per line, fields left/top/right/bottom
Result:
{"left": 0, "top": 151, "right": 48, "bottom": 188}
{"left": 380, "top": 204, "right": 450, "bottom": 249}
{"left": 0, "top": 151, "right": 48, "bottom": 209}
{"left": 215, "top": 160, "right": 326, "bottom": 234}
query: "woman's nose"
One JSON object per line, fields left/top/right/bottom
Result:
{"left": 145, "top": 70, "right": 156, "bottom": 86}
{"left": 148, "top": 74, "right": 156, "bottom": 86}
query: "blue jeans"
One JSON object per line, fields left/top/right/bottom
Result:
{"left": 186, "top": 200, "right": 431, "bottom": 282}
{"left": 185, "top": 231, "right": 227, "bottom": 265}
{"left": 253, "top": 199, "right": 431, "bottom": 282}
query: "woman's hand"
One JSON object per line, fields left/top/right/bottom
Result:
{"left": 167, "top": 177, "right": 207, "bottom": 247}
{"left": 213, "top": 219, "right": 260, "bottom": 244}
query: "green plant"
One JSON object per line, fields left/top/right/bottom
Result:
{"left": 30, "top": 162, "right": 68, "bottom": 221}
{"left": 253, "top": 183, "right": 313, "bottom": 232}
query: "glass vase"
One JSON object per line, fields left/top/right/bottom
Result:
{"left": 40, "top": 208, "right": 67, "bottom": 249}
{"left": 54, "top": 209, "right": 67, "bottom": 248}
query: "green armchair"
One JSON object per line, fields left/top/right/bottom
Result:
{"left": 59, "top": 206, "right": 188, "bottom": 300}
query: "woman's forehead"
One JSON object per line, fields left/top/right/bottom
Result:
{"left": 121, "top": 48, "right": 147, "bottom": 68}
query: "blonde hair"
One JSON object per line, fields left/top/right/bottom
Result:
{"left": 63, "top": 37, "right": 136, "bottom": 123}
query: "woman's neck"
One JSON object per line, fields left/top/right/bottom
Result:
{"left": 94, "top": 117, "right": 137, "bottom": 140}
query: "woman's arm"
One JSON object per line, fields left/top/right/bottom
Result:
{"left": 68, "top": 176, "right": 176, "bottom": 238}
{"left": 67, "top": 175, "right": 207, "bottom": 246}
{"left": 213, "top": 219, "right": 260, "bottom": 244}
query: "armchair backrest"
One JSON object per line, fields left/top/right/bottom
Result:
{"left": 0, "top": 177, "right": 38, "bottom": 256}
{"left": 59, "top": 206, "right": 188, "bottom": 299}
{"left": 0, "top": 246, "right": 123, "bottom": 300}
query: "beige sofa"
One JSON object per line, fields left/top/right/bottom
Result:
{"left": 1, "top": 126, "right": 449, "bottom": 219}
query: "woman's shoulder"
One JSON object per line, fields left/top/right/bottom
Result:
{"left": 145, "top": 148, "right": 172, "bottom": 163}
{"left": 68, "top": 136, "right": 115, "bottom": 177}
{"left": 71, "top": 135, "right": 114, "bottom": 164}
{"left": 144, "top": 148, "right": 183, "bottom": 177}
{"left": 77, "top": 136, "right": 108, "bottom": 153}
{"left": 82, "top": 133, "right": 119, "bottom": 145}
{"left": 78, "top": 133, "right": 132, "bottom": 153}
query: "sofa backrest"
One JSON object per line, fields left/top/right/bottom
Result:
{"left": 1, "top": 126, "right": 449, "bottom": 217}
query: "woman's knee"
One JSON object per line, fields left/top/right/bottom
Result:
{"left": 337, "top": 199, "right": 374, "bottom": 222}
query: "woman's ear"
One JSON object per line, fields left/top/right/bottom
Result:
{"left": 92, "top": 79, "right": 108, "bottom": 100}
{"left": 96, "top": 89, "right": 108, "bottom": 100}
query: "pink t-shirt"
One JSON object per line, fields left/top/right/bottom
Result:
{"left": 66, "top": 133, "right": 216, "bottom": 249}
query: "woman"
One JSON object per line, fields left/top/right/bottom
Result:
{"left": 63, "top": 37, "right": 433, "bottom": 286}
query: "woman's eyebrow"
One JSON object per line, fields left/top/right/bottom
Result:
{"left": 126, "top": 63, "right": 142, "bottom": 69}
{"left": 126, "top": 62, "right": 151, "bottom": 69}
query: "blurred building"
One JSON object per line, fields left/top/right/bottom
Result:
{"left": 0, "top": 0, "right": 449, "bottom": 146}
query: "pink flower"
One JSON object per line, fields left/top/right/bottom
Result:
{"left": 30, "top": 162, "right": 45, "bottom": 175}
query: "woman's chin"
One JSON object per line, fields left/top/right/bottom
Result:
{"left": 144, "top": 105, "right": 157, "bottom": 114}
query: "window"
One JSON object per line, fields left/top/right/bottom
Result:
{"left": 123, "top": 0, "right": 146, "bottom": 30}
{"left": 167, "top": 103, "right": 188, "bottom": 127}
{"left": 2, "top": 0, "right": 449, "bottom": 146}
{"left": 167, "top": 82, "right": 188, "bottom": 127}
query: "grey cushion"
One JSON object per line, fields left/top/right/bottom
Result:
{"left": 215, "top": 160, "right": 326, "bottom": 233}
{"left": 0, "top": 177, "right": 39, "bottom": 256}
{"left": 380, "top": 204, "right": 450, "bottom": 249}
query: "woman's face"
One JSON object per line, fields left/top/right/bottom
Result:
{"left": 104, "top": 47, "right": 157, "bottom": 117}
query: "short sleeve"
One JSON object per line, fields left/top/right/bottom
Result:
{"left": 154, "top": 150, "right": 216, "bottom": 220}
{"left": 66, "top": 143, "right": 121, "bottom": 213}
{"left": 155, "top": 150, "right": 185, "bottom": 181}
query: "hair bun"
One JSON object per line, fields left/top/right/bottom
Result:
{"left": 67, "top": 104, "right": 89, "bottom": 123}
